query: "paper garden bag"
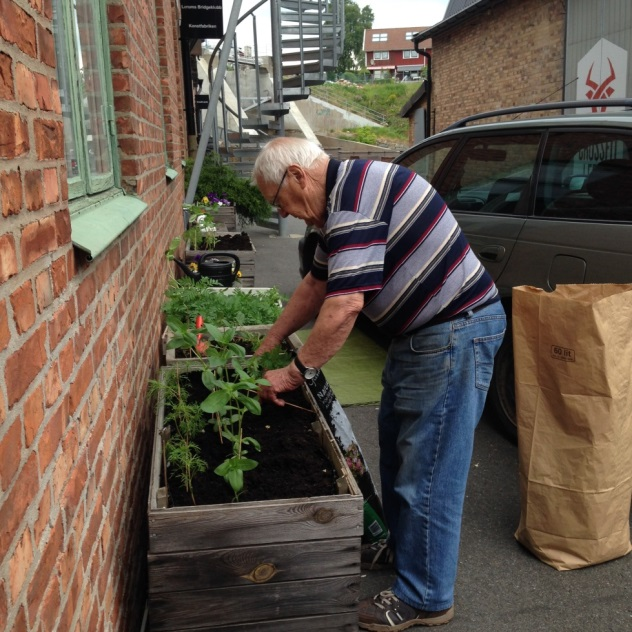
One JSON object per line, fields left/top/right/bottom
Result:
{"left": 512, "top": 284, "right": 632, "bottom": 570}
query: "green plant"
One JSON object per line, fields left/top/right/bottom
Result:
{"left": 162, "top": 282, "right": 284, "bottom": 329}
{"left": 184, "top": 154, "right": 272, "bottom": 225}
{"left": 148, "top": 369, "right": 208, "bottom": 505}
{"left": 165, "top": 320, "right": 270, "bottom": 500}
{"left": 182, "top": 203, "right": 219, "bottom": 251}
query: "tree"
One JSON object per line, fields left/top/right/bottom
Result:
{"left": 336, "top": 0, "right": 374, "bottom": 74}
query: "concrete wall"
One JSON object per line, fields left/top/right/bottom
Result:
{"left": 0, "top": 0, "right": 186, "bottom": 629}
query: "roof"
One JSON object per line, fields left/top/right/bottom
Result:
{"left": 413, "top": 0, "right": 504, "bottom": 41}
{"left": 399, "top": 80, "right": 429, "bottom": 118}
{"left": 364, "top": 27, "right": 431, "bottom": 53}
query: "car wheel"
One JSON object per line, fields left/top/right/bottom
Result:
{"left": 488, "top": 319, "right": 518, "bottom": 443}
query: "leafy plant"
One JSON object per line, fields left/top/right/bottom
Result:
{"left": 184, "top": 153, "right": 272, "bottom": 225}
{"left": 162, "top": 282, "right": 284, "bottom": 329}
{"left": 165, "top": 320, "right": 271, "bottom": 500}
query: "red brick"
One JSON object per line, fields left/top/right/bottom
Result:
{"left": 0, "top": 0, "right": 36, "bottom": 56}
{"left": 35, "top": 72, "right": 55, "bottom": 112}
{"left": 1, "top": 169, "right": 22, "bottom": 217}
{"left": 0, "top": 51, "right": 13, "bottom": 100}
{"left": 0, "top": 419, "right": 21, "bottom": 492}
{"left": 23, "top": 386, "right": 44, "bottom": 448}
{"left": 26, "top": 515, "right": 63, "bottom": 625}
{"left": 35, "top": 269, "right": 53, "bottom": 313}
{"left": 76, "top": 273, "right": 96, "bottom": 317}
{"left": 48, "top": 298, "right": 76, "bottom": 350}
{"left": 0, "top": 111, "right": 29, "bottom": 159}
{"left": 69, "top": 355, "right": 93, "bottom": 415}
{"left": 51, "top": 256, "right": 68, "bottom": 297}
{"left": 15, "top": 62, "right": 37, "bottom": 109}
{"left": 34, "top": 118, "right": 63, "bottom": 161}
{"left": 38, "top": 574, "right": 61, "bottom": 632}
{"left": 33, "top": 483, "right": 51, "bottom": 548}
{"left": 44, "top": 361, "right": 61, "bottom": 407}
{"left": 9, "top": 528, "right": 33, "bottom": 602}
{"left": 61, "top": 454, "right": 87, "bottom": 532}
{"left": 59, "top": 339, "right": 74, "bottom": 382}
{"left": 43, "top": 168, "right": 59, "bottom": 204}
{"left": 38, "top": 399, "right": 64, "bottom": 476}
{"left": 0, "top": 452, "right": 39, "bottom": 556}
{"left": 5, "top": 324, "right": 47, "bottom": 406}
{"left": 10, "top": 279, "right": 36, "bottom": 334}
{"left": 20, "top": 217, "right": 57, "bottom": 266}
{"left": 0, "top": 579, "right": 7, "bottom": 631}
{"left": 38, "top": 23, "right": 56, "bottom": 66}
{"left": 24, "top": 169, "right": 43, "bottom": 212}
{"left": 0, "top": 388, "right": 5, "bottom": 426}
{"left": 0, "top": 234, "right": 18, "bottom": 282}
{"left": 54, "top": 208, "right": 71, "bottom": 246}
{"left": 0, "top": 299, "right": 9, "bottom": 352}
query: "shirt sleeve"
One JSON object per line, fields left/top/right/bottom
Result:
{"left": 317, "top": 210, "right": 389, "bottom": 297}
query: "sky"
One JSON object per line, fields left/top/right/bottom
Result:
{"left": 220, "top": 0, "right": 451, "bottom": 56}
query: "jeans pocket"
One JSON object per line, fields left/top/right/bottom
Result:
{"left": 473, "top": 332, "right": 505, "bottom": 390}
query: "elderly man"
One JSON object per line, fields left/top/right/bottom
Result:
{"left": 252, "top": 137, "right": 506, "bottom": 630}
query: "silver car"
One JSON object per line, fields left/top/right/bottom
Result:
{"left": 299, "top": 99, "right": 632, "bottom": 440}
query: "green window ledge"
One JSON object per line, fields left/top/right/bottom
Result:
{"left": 71, "top": 195, "right": 148, "bottom": 260}
{"left": 166, "top": 167, "right": 178, "bottom": 181}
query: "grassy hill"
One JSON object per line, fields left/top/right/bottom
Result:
{"left": 310, "top": 80, "right": 421, "bottom": 149}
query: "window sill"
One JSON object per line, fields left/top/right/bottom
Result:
{"left": 70, "top": 194, "right": 148, "bottom": 260}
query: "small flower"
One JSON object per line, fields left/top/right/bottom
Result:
{"left": 236, "top": 271, "right": 242, "bottom": 278}
{"left": 188, "top": 262, "right": 198, "bottom": 272}
{"left": 201, "top": 196, "right": 210, "bottom": 205}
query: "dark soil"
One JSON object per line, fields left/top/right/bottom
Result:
{"left": 211, "top": 232, "right": 253, "bottom": 251}
{"left": 163, "top": 371, "right": 339, "bottom": 507}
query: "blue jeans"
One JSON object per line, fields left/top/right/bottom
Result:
{"left": 378, "top": 302, "right": 506, "bottom": 611}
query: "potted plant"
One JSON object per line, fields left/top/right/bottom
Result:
{"left": 147, "top": 323, "right": 363, "bottom": 631}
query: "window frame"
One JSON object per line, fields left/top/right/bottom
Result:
{"left": 374, "top": 51, "right": 390, "bottom": 61}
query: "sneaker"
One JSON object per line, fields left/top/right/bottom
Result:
{"left": 361, "top": 540, "right": 395, "bottom": 571}
{"left": 358, "top": 590, "right": 454, "bottom": 631}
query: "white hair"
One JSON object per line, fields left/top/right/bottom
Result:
{"left": 252, "top": 137, "right": 328, "bottom": 185}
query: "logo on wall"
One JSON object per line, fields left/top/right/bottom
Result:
{"left": 577, "top": 39, "right": 628, "bottom": 112}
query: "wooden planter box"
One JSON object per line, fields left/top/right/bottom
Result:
{"left": 186, "top": 232, "right": 256, "bottom": 287}
{"left": 212, "top": 205, "right": 238, "bottom": 231}
{"left": 147, "top": 363, "right": 364, "bottom": 631}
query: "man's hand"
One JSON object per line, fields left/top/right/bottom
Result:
{"left": 258, "top": 363, "right": 304, "bottom": 406}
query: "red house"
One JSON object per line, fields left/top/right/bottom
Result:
{"left": 363, "top": 27, "right": 432, "bottom": 81}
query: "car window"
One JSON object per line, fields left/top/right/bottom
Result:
{"left": 396, "top": 140, "right": 456, "bottom": 185}
{"left": 535, "top": 131, "right": 632, "bottom": 222}
{"left": 436, "top": 134, "right": 541, "bottom": 215}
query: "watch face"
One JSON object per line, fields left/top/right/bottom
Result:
{"left": 304, "top": 367, "right": 318, "bottom": 380}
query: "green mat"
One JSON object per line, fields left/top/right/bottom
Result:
{"left": 296, "top": 328, "right": 387, "bottom": 406}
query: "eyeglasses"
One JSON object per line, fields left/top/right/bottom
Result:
{"left": 271, "top": 169, "right": 287, "bottom": 207}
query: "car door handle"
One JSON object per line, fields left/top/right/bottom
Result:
{"left": 478, "top": 245, "right": 506, "bottom": 262}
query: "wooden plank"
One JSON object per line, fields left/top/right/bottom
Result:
{"left": 148, "top": 576, "right": 360, "bottom": 631}
{"left": 148, "top": 494, "right": 363, "bottom": 554}
{"left": 162, "top": 612, "right": 358, "bottom": 632}
{"left": 148, "top": 538, "right": 360, "bottom": 593}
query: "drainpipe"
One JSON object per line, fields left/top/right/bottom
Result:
{"left": 414, "top": 43, "right": 431, "bottom": 138}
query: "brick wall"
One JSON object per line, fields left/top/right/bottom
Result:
{"left": 429, "top": 0, "right": 566, "bottom": 133}
{"left": 0, "top": 0, "right": 186, "bottom": 629}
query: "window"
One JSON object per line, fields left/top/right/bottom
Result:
{"left": 372, "top": 33, "right": 388, "bottom": 42}
{"left": 398, "top": 140, "right": 457, "bottom": 185}
{"left": 403, "top": 50, "right": 419, "bottom": 59}
{"left": 535, "top": 132, "right": 632, "bottom": 221}
{"left": 374, "top": 51, "right": 390, "bottom": 61}
{"left": 53, "top": 0, "right": 116, "bottom": 201}
{"left": 436, "top": 134, "right": 541, "bottom": 215}
{"left": 52, "top": 0, "right": 146, "bottom": 260}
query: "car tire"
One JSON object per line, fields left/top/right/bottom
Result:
{"left": 488, "top": 319, "right": 518, "bottom": 444}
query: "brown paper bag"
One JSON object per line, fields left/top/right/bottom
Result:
{"left": 512, "top": 284, "right": 632, "bottom": 570}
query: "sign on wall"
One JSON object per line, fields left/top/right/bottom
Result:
{"left": 181, "top": 1, "right": 223, "bottom": 40}
{"left": 576, "top": 38, "right": 628, "bottom": 112}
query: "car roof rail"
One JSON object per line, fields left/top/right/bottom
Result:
{"left": 444, "top": 98, "right": 632, "bottom": 130}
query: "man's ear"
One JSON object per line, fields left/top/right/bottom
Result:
{"left": 287, "top": 165, "right": 306, "bottom": 189}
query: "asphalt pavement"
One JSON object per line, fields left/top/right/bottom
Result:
{"left": 247, "top": 216, "right": 632, "bottom": 632}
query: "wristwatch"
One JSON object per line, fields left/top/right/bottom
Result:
{"left": 293, "top": 355, "right": 319, "bottom": 380}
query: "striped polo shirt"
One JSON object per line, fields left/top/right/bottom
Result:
{"left": 309, "top": 158, "right": 499, "bottom": 337}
